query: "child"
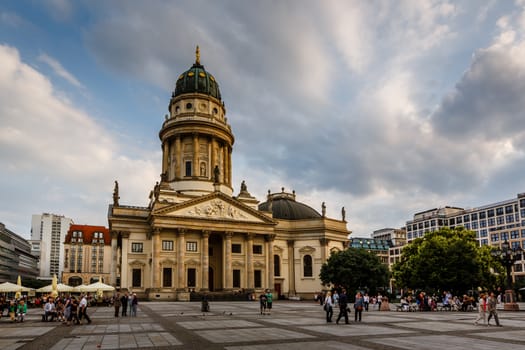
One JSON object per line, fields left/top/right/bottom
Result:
{"left": 259, "top": 293, "right": 267, "bottom": 315}
{"left": 17, "top": 300, "right": 27, "bottom": 322}
{"left": 9, "top": 300, "right": 16, "bottom": 322}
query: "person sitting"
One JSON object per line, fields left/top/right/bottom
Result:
{"left": 17, "top": 300, "right": 27, "bottom": 323}
{"left": 44, "top": 297, "right": 57, "bottom": 321}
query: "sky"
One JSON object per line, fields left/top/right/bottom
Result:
{"left": 2, "top": 0, "right": 525, "bottom": 240}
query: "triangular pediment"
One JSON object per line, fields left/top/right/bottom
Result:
{"left": 153, "top": 192, "right": 275, "bottom": 225}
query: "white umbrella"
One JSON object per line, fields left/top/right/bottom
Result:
{"left": 36, "top": 283, "right": 78, "bottom": 293}
{"left": 78, "top": 281, "right": 115, "bottom": 292}
{"left": 0, "top": 281, "right": 32, "bottom": 293}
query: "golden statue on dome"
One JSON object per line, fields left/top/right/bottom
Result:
{"left": 195, "top": 45, "right": 200, "bottom": 65}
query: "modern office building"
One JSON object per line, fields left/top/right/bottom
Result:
{"left": 405, "top": 192, "right": 525, "bottom": 282}
{"left": 61, "top": 224, "right": 111, "bottom": 286}
{"left": 30, "top": 213, "right": 73, "bottom": 281}
{"left": 0, "top": 222, "right": 38, "bottom": 283}
{"left": 348, "top": 236, "right": 393, "bottom": 265}
{"left": 108, "top": 48, "right": 350, "bottom": 300}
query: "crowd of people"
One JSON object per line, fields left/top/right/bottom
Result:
{"left": 110, "top": 292, "right": 139, "bottom": 317}
{"left": 0, "top": 293, "right": 92, "bottom": 325}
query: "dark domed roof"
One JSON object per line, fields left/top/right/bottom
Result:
{"left": 258, "top": 191, "right": 322, "bottom": 220}
{"left": 173, "top": 47, "right": 221, "bottom": 101}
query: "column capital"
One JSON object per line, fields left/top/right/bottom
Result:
{"left": 177, "top": 228, "right": 186, "bottom": 236}
{"left": 202, "top": 230, "right": 211, "bottom": 238}
{"left": 245, "top": 232, "right": 255, "bottom": 240}
{"left": 225, "top": 231, "right": 234, "bottom": 239}
{"left": 319, "top": 238, "right": 330, "bottom": 246}
{"left": 110, "top": 230, "right": 119, "bottom": 239}
{"left": 153, "top": 228, "right": 162, "bottom": 236}
{"left": 287, "top": 239, "right": 294, "bottom": 247}
{"left": 120, "top": 231, "right": 130, "bottom": 239}
{"left": 265, "top": 234, "right": 276, "bottom": 242}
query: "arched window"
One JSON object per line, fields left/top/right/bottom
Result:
{"left": 274, "top": 255, "right": 280, "bottom": 277}
{"left": 303, "top": 254, "right": 313, "bottom": 277}
{"left": 68, "top": 276, "right": 82, "bottom": 287}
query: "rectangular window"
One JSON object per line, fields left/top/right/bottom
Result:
{"left": 488, "top": 218, "right": 495, "bottom": 226}
{"left": 187, "top": 268, "right": 196, "bottom": 287}
{"left": 254, "top": 270, "right": 262, "bottom": 288}
{"left": 514, "top": 264, "right": 523, "bottom": 272}
{"left": 456, "top": 216, "right": 463, "bottom": 224}
{"left": 481, "top": 239, "right": 488, "bottom": 246}
{"left": 496, "top": 207, "right": 504, "bottom": 216}
{"left": 253, "top": 245, "right": 263, "bottom": 254}
{"left": 497, "top": 217, "right": 505, "bottom": 225}
{"left": 162, "top": 240, "right": 174, "bottom": 251}
{"left": 506, "top": 215, "right": 514, "bottom": 223}
{"left": 511, "top": 230, "right": 519, "bottom": 239}
{"left": 163, "top": 268, "right": 172, "bottom": 287}
{"left": 185, "top": 161, "right": 192, "bottom": 176}
{"left": 232, "top": 243, "right": 242, "bottom": 254}
{"left": 449, "top": 218, "right": 455, "bottom": 225}
{"left": 472, "top": 221, "right": 478, "bottom": 229}
{"left": 488, "top": 209, "right": 495, "bottom": 217}
{"left": 233, "top": 269, "right": 241, "bottom": 288}
{"left": 186, "top": 241, "right": 197, "bottom": 252}
{"left": 491, "top": 233, "right": 499, "bottom": 242}
{"left": 131, "top": 242, "right": 143, "bottom": 253}
{"left": 463, "top": 215, "right": 470, "bottom": 222}
{"left": 501, "top": 232, "right": 509, "bottom": 241}
{"left": 132, "top": 268, "right": 141, "bottom": 287}
{"left": 505, "top": 205, "right": 514, "bottom": 214}
{"left": 471, "top": 213, "right": 478, "bottom": 221}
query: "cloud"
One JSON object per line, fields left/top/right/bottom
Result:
{"left": 38, "top": 53, "right": 85, "bottom": 89}
{"left": 0, "top": 44, "right": 158, "bottom": 236}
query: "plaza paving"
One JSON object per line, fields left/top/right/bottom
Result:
{"left": 1, "top": 301, "right": 524, "bottom": 350}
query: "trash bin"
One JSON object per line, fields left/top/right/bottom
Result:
{"left": 201, "top": 297, "right": 210, "bottom": 312}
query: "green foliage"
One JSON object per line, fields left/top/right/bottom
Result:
{"left": 392, "top": 227, "right": 504, "bottom": 294}
{"left": 319, "top": 247, "right": 390, "bottom": 295}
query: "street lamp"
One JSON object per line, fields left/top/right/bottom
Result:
{"left": 491, "top": 239, "right": 522, "bottom": 311}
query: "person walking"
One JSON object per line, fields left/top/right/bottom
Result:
{"left": 259, "top": 292, "right": 267, "bottom": 315}
{"left": 113, "top": 292, "right": 121, "bottom": 318}
{"left": 363, "top": 293, "right": 370, "bottom": 311}
{"left": 79, "top": 294, "right": 92, "bottom": 324}
{"left": 336, "top": 288, "right": 349, "bottom": 324}
{"left": 131, "top": 293, "right": 138, "bottom": 317}
{"left": 120, "top": 293, "right": 129, "bottom": 317}
{"left": 354, "top": 292, "right": 364, "bottom": 322}
{"left": 474, "top": 293, "right": 487, "bottom": 325}
{"left": 487, "top": 292, "right": 501, "bottom": 327}
{"left": 324, "top": 291, "right": 334, "bottom": 322}
{"left": 265, "top": 289, "right": 273, "bottom": 315}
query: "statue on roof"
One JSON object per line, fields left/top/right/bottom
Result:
{"left": 240, "top": 180, "right": 247, "bottom": 193}
{"left": 113, "top": 180, "right": 120, "bottom": 206}
{"left": 342, "top": 206, "right": 346, "bottom": 221}
{"left": 322, "top": 202, "right": 326, "bottom": 217}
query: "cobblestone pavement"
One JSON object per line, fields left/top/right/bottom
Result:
{"left": 1, "top": 301, "right": 524, "bottom": 350}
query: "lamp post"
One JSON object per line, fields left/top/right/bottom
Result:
{"left": 491, "top": 240, "right": 522, "bottom": 311}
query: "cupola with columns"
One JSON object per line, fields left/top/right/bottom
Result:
{"left": 159, "top": 46, "right": 234, "bottom": 196}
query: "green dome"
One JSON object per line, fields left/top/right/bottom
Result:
{"left": 173, "top": 47, "right": 221, "bottom": 101}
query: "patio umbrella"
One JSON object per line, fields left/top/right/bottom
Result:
{"left": 36, "top": 283, "right": 78, "bottom": 293}
{"left": 0, "top": 281, "right": 33, "bottom": 293}
{"left": 78, "top": 281, "right": 115, "bottom": 292}
{"left": 51, "top": 274, "right": 58, "bottom": 298}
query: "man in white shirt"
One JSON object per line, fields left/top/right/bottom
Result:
{"left": 79, "top": 294, "right": 92, "bottom": 324}
{"left": 44, "top": 297, "right": 57, "bottom": 322}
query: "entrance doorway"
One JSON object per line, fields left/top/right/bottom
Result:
{"left": 274, "top": 283, "right": 281, "bottom": 299}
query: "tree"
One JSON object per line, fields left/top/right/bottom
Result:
{"left": 319, "top": 248, "right": 390, "bottom": 295}
{"left": 392, "top": 227, "right": 503, "bottom": 295}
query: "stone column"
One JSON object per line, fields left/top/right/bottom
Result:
{"left": 121, "top": 232, "right": 130, "bottom": 290}
{"left": 177, "top": 229, "right": 186, "bottom": 290}
{"left": 193, "top": 133, "right": 199, "bottom": 177}
{"left": 222, "top": 145, "right": 228, "bottom": 184}
{"left": 162, "top": 142, "right": 169, "bottom": 174}
{"left": 319, "top": 238, "right": 329, "bottom": 262}
{"left": 211, "top": 138, "right": 217, "bottom": 177}
{"left": 152, "top": 229, "right": 161, "bottom": 288}
{"left": 266, "top": 234, "right": 275, "bottom": 291}
{"left": 110, "top": 231, "right": 119, "bottom": 286}
{"left": 245, "top": 233, "right": 254, "bottom": 290}
{"left": 287, "top": 240, "right": 295, "bottom": 296}
{"left": 175, "top": 136, "right": 181, "bottom": 180}
{"left": 228, "top": 146, "right": 232, "bottom": 185}
{"left": 224, "top": 231, "right": 233, "bottom": 290}
{"left": 201, "top": 230, "right": 210, "bottom": 291}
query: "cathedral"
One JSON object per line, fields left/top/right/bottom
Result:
{"left": 108, "top": 48, "right": 350, "bottom": 301}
